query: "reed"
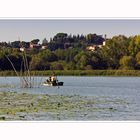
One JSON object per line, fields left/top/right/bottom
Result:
{"left": 3, "top": 42, "right": 36, "bottom": 88}
{"left": 1, "top": 69, "right": 140, "bottom": 77}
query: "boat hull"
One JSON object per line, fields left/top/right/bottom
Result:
{"left": 43, "top": 82, "right": 64, "bottom": 86}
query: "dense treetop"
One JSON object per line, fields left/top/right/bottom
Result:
{"left": 0, "top": 33, "right": 140, "bottom": 71}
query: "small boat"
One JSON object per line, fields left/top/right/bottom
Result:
{"left": 43, "top": 81, "right": 64, "bottom": 86}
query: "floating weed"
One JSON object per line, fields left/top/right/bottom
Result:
{"left": 0, "top": 116, "right": 6, "bottom": 120}
{"left": 0, "top": 92, "right": 125, "bottom": 120}
{"left": 19, "top": 109, "right": 27, "bottom": 112}
{"left": 19, "top": 115, "right": 25, "bottom": 118}
{"left": 109, "top": 107, "right": 117, "bottom": 112}
{"left": 22, "top": 93, "right": 28, "bottom": 96}
{"left": 0, "top": 84, "right": 15, "bottom": 88}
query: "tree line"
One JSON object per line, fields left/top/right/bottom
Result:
{"left": 0, "top": 33, "right": 140, "bottom": 71}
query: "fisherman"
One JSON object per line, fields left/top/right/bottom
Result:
{"left": 47, "top": 76, "right": 51, "bottom": 83}
{"left": 51, "top": 73, "right": 57, "bottom": 83}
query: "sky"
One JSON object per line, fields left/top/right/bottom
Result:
{"left": 0, "top": 19, "right": 140, "bottom": 42}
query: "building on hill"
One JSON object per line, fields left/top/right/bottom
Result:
{"left": 86, "top": 45, "right": 96, "bottom": 51}
{"left": 19, "top": 47, "right": 25, "bottom": 52}
{"left": 41, "top": 45, "right": 48, "bottom": 50}
{"left": 86, "top": 34, "right": 107, "bottom": 51}
{"left": 29, "top": 42, "right": 41, "bottom": 49}
{"left": 86, "top": 43, "right": 105, "bottom": 52}
{"left": 103, "top": 41, "right": 106, "bottom": 46}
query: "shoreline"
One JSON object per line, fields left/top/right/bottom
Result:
{"left": 0, "top": 70, "right": 140, "bottom": 77}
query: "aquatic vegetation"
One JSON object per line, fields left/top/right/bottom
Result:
{"left": 0, "top": 92, "right": 129, "bottom": 121}
{"left": 0, "top": 84, "right": 15, "bottom": 88}
{"left": 0, "top": 116, "right": 5, "bottom": 120}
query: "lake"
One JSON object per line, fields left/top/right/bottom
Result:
{"left": 0, "top": 76, "right": 140, "bottom": 120}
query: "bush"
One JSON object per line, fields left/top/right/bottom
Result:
{"left": 119, "top": 56, "right": 135, "bottom": 70}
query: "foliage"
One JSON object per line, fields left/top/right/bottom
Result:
{"left": 31, "top": 39, "right": 40, "bottom": 44}
{"left": 1, "top": 33, "right": 140, "bottom": 71}
{"left": 119, "top": 56, "right": 135, "bottom": 70}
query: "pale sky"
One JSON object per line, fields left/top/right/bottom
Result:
{"left": 0, "top": 19, "right": 140, "bottom": 42}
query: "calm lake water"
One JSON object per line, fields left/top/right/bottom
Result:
{"left": 0, "top": 76, "right": 140, "bottom": 120}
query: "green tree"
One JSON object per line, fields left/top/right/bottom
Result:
{"left": 119, "top": 56, "right": 135, "bottom": 70}
{"left": 128, "top": 35, "right": 140, "bottom": 56}
{"left": 135, "top": 51, "right": 140, "bottom": 69}
{"left": 54, "top": 49, "right": 66, "bottom": 60}
{"left": 31, "top": 39, "right": 40, "bottom": 44}
{"left": 30, "top": 56, "right": 50, "bottom": 70}
{"left": 38, "top": 50, "right": 57, "bottom": 62}
{"left": 74, "top": 51, "right": 90, "bottom": 69}
{"left": 100, "top": 35, "right": 129, "bottom": 69}
{"left": 42, "top": 38, "right": 48, "bottom": 45}
{"left": 65, "top": 62, "right": 76, "bottom": 70}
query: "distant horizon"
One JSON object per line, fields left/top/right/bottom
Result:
{"left": 0, "top": 19, "right": 140, "bottom": 42}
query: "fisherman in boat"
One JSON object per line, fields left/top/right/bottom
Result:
{"left": 44, "top": 72, "right": 63, "bottom": 86}
{"left": 47, "top": 77, "right": 51, "bottom": 83}
{"left": 51, "top": 73, "right": 57, "bottom": 83}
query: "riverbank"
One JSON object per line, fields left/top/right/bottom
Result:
{"left": 1, "top": 70, "right": 140, "bottom": 76}
{"left": 0, "top": 92, "right": 123, "bottom": 121}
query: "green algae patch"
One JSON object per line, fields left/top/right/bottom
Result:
{"left": 0, "top": 92, "right": 127, "bottom": 120}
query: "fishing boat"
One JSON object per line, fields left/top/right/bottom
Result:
{"left": 43, "top": 73, "right": 64, "bottom": 86}
{"left": 43, "top": 75, "right": 64, "bottom": 86}
{"left": 43, "top": 81, "right": 64, "bottom": 86}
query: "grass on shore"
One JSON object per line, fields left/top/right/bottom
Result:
{"left": 0, "top": 70, "right": 140, "bottom": 76}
